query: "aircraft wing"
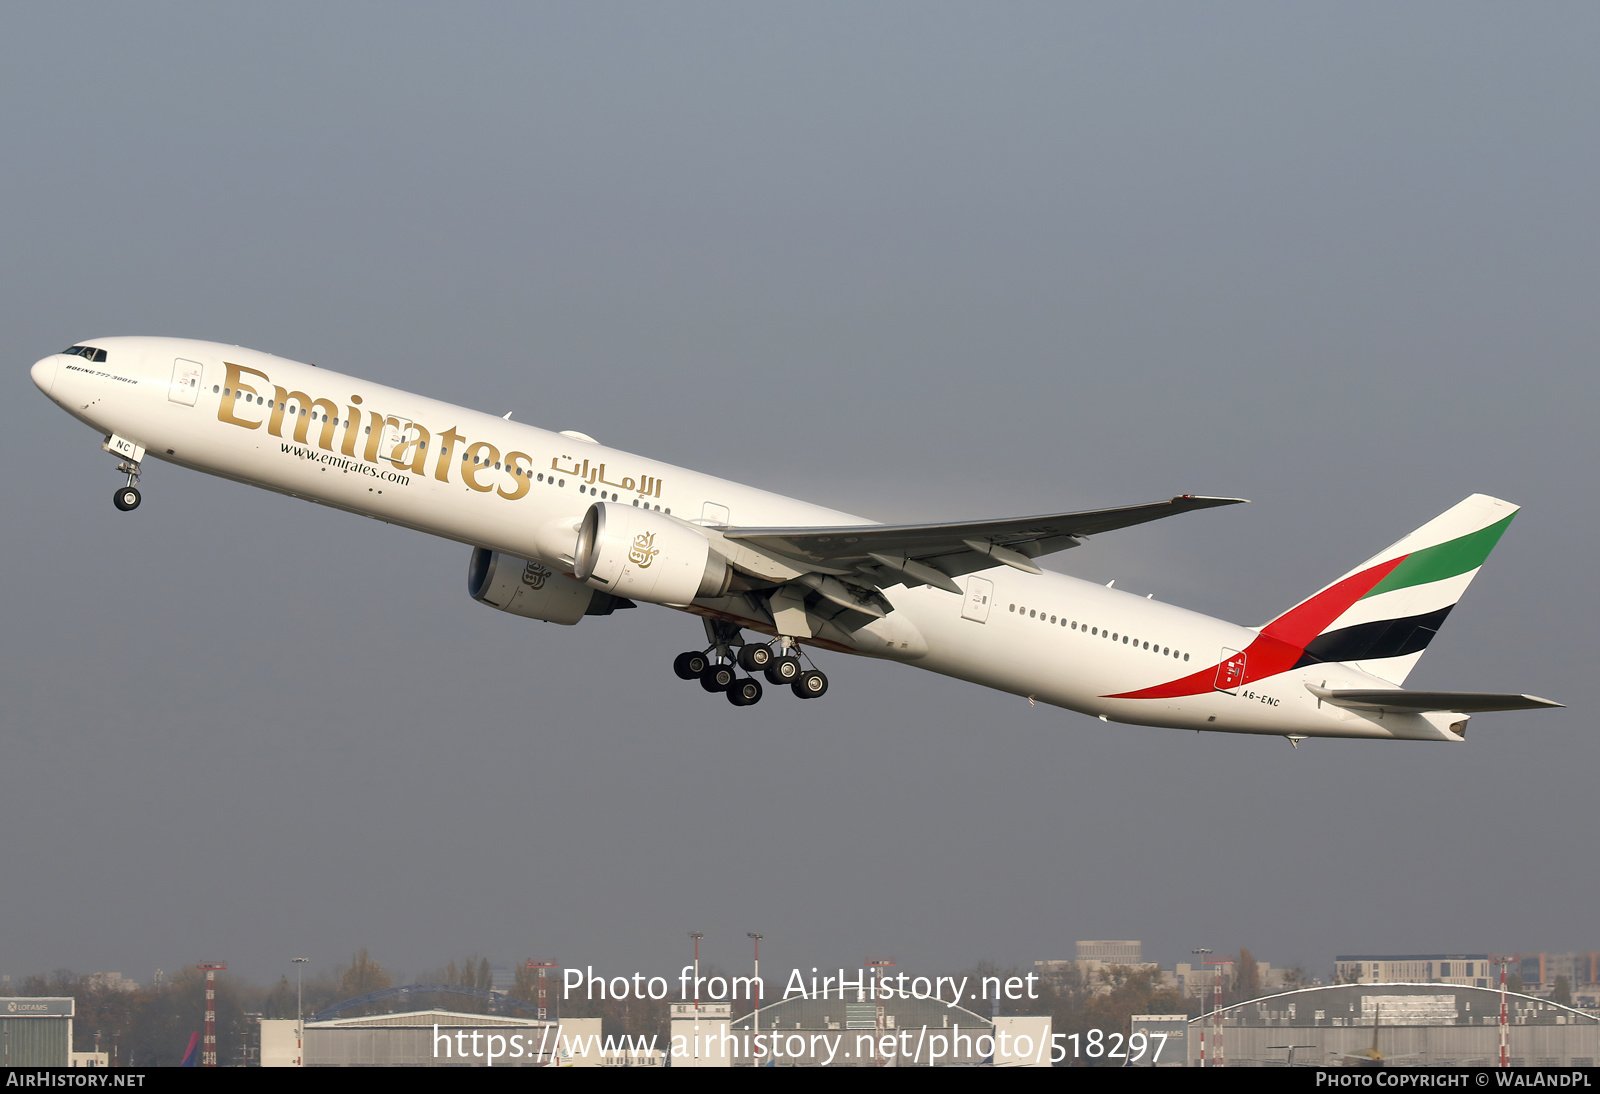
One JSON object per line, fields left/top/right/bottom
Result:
{"left": 723, "top": 495, "right": 1246, "bottom": 594}
{"left": 1307, "top": 686, "right": 1563, "bottom": 714}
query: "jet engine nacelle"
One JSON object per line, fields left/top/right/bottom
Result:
{"left": 573, "top": 502, "right": 731, "bottom": 606}
{"left": 467, "top": 547, "right": 618, "bottom": 625}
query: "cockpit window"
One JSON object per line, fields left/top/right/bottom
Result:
{"left": 63, "top": 345, "right": 108, "bottom": 363}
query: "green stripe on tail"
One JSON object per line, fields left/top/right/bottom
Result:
{"left": 1360, "top": 513, "right": 1515, "bottom": 600}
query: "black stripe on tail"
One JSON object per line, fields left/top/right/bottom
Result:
{"left": 1293, "top": 605, "right": 1454, "bottom": 668}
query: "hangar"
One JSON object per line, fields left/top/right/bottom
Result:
{"left": 0, "top": 997, "right": 73, "bottom": 1066}
{"left": 1181, "top": 982, "right": 1599, "bottom": 1066}
{"left": 261, "top": 1009, "right": 604, "bottom": 1067}
{"left": 725, "top": 992, "right": 1049, "bottom": 1066}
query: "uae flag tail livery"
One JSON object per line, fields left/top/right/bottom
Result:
{"left": 1280, "top": 493, "right": 1516, "bottom": 686}
{"left": 1110, "top": 494, "right": 1561, "bottom": 729}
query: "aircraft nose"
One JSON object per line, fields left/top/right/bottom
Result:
{"left": 31, "top": 354, "right": 58, "bottom": 396}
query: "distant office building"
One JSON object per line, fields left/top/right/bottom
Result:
{"left": 1171, "top": 963, "right": 1216, "bottom": 998}
{"left": 489, "top": 966, "right": 515, "bottom": 994}
{"left": 1513, "top": 953, "right": 1599, "bottom": 992}
{"left": 1168, "top": 961, "right": 1287, "bottom": 999}
{"left": 1335, "top": 955, "right": 1492, "bottom": 988}
{"left": 1078, "top": 941, "right": 1143, "bottom": 965}
{"left": 1036, "top": 941, "right": 1158, "bottom": 993}
{"left": 1035, "top": 940, "right": 1145, "bottom": 972}
{"left": 1035, "top": 942, "right": 1294, "bottom": 999}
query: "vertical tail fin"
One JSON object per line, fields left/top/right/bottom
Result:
{"left": 1263, "top": 494, "right": 1517, "bottom": 684}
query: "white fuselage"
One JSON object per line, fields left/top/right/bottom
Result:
{"left": 30, "top": 336, "right": 1461, "bottom": 742}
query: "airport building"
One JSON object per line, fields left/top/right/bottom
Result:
{"left": 1511, "top": 952, "right": 1600, "bottom": 1004}
{"left": 1169, "top": 960, "right": 1290, "bottom": 999}
{"left": 261, "top": 1011, "right": 603, "bottom": 1067}
{"left": 1334, "top": 954, "right": 1493, "bottom": 987}
{"left": 1034, "top": 940, "right": 1289, "bottom": 999}
{"left": 260, "top": 992, "right": 1049, "bottom": 1067}
{"left": 1033, "top": 940, "right": 1151, "bottom": 974}
{"left": 1035, "top": 940, "right": 1161, "bottom": 995}
{"left": 0, "top": 997, "right": 74, "bottom": 1066}
{"left": 724, "top": 992, "right": 1049, "bottom": 1066}
{"left": 1181, "top": 982, "right": 1599, "bottom": 1066}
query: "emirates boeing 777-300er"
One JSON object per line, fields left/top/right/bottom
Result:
{"left": 31, "top": 337, "right": 1560, "bottom": 742}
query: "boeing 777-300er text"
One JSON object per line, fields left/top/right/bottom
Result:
{"left": 31, "top": 337, "right": 1560, "bottom": 742}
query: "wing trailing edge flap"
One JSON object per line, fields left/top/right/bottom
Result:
{"left": 794, "top": 573, "right": 892, "bottom": 618}
{"left": 1305, "top": 684, "right": 1563, "bottom": 714}
{"left": 721, "top": 495, "right": 1246, "bottom": 595}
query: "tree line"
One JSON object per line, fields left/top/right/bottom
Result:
{"left": 4, "top": 945, "right": 1302, "bottom": 1065}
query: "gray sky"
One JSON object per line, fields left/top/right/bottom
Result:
{"left": 2, "top": 3, "right": 1594, "bottom": 991}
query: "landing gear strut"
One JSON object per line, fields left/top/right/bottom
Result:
{"left": 670, "top": 624, "right": 827, "bottom": 706}
{"left": 99, "top": 436, "right": 148, "bottom": 512}
{"left": 769, "top": 635, "right": 820, "bottom": 694}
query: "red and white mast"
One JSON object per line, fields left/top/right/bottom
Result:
{"left": 198, "top": 962, "right": 226, "bottom": 1067}
{"left": 1499, "top": 961, "right": 1509, "bottom": 1067}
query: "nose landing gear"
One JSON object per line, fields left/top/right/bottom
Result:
{"left": 111, "top": 458, "right": 143, "bottom": 511}
{"left": 103, "top": 435, "right": 145, "bottom": 512}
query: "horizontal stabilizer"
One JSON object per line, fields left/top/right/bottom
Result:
{"left": 1306, "top": 685, "right": 1562, "bottom": 714}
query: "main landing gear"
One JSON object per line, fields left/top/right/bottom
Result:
{"left": 672, "top": 624, "right": 828, "bottom": 707}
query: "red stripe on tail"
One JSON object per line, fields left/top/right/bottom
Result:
{"left": 1105, "top": 555, "right": 1405, "bottom": 700}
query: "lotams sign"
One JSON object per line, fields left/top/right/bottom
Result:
{"left": 5, "top": 998, "right": 75, "bottom": 1017}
